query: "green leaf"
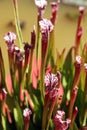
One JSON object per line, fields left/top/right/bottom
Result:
{"left": 13, "top": 101, "right": 23, "bottom": 130}
{"left": 0, "top": 48, "right": 6, "bottom": 89}
{"left": 33, "top": 109, "right": 42, "bottom": 126}
{"left": 73, "top": 122, "right": 79, "bottom": 130}
{"left": 63, "top": 47, "right": 74, "bottom": 90}
{"left": 75, "top": 88, "right": 83, "bottom": 127}
{"left": 49, "top": 119, "right": 54, "bottom": 130}
{"left": 63, "top": 47, "right": 74, "bottom": 79}
{"left": 29, "top": 120, "right": 41, "bottom": 130}
{"left": 1, "top": 115, "right": 6, "bottom": 130}
{"left": 28, "top": 83, "right": 43, "bottom": 109}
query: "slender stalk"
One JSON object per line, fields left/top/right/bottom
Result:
{"left": 68, "top": 86, "right": 78, "bottom": 119}
{"left": 40, "top": 31, "right": 49, "bottom": 104}
{"left": 24, "top": 123, "right": 29, "bottom": 130}
{"left": 27, "top": 49, "right": 34, "bottom": 86}
{"left": 8, "top": 51, "right": 15, "bottom": 90}
{"left": 46, "top": 98, "right": 56, "bottom": 130}
{"left": 12, "top": 0, "right": 23, "bottom": 50}
{"left": 36, "top": 20, "right": 40, "bottom": 60}
{"left": 69, "top": 106, "right": 78, "bottom": 129}
{"left": 81, "top": 66, "right": 87, "bottom": 125}
{"left": 46, "top": 30, "right": 55, "bottom": 67}
{"left": 40, "top": 60, "right": 45, "bottom": 104}
{"left": 26, "top": 28, "right": 36, "bottom": 86}
{"left": 42, "top": 95, "right": 50, "bottom": 130}
{"left": 69, "top": 56, "right": 82, "bottom": 119}
{"left": 0, "top": 48, "right": 5, "bottom": 86}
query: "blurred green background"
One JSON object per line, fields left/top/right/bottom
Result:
{"left": 0, "top": 0, "right": 87, "bottom": 74}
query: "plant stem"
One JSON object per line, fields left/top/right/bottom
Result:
{"left": 46, "top": 98, "right": 56, "bottom": 130}
{"left": 46, "top": 30, "right": 55, "bottom": 67}
{"left": 36, "top": 22, "right": 40, "bottom": 60}
{"left": 12, "top": 0, "right": 23, "bottom": 50}
{"left": 40, "top": 61, "right": 45, "bottom": 104}
{"left": 27, "top": 50, "right": 33, "bottom": 86}
{"left": 42, "top": 95, "right": 50, "bottom": 130}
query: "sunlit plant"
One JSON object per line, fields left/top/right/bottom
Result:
{"left": 0, "top": 0, "right": 87, "bottom": 130}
